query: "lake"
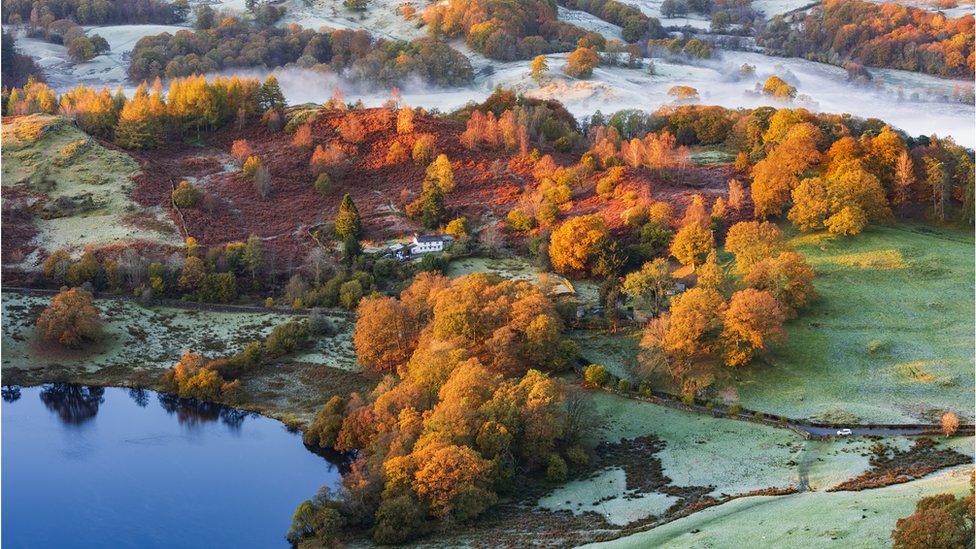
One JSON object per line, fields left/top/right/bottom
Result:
{"left": 1, "top": 384, "right": 343, "bottom": 548}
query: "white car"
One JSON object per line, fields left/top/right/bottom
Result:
{"left": 836, "top": 428, "right": 853, "bottom": 436}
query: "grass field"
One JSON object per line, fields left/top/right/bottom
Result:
{"left": 732, "top": 224, "right": 975, "bottom": 424}
{"left": 591, "top": 465, "right": 974, "bottom": 548}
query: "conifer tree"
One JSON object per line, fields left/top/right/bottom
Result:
{"left": 258, "top": 75, "right": 286, "bottom": 112}
{"left": 420, "top": 184, "right": 445, "bottom": 229}
{"left": 335, "top": 194, "right": 362, "bottom": 239}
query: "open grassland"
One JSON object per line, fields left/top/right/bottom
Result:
{"left": 590, "top": 465, "right": 974, "bottom": 548}
{"left": 733, "top": 224, "right": 975, "bottom": 424}
{"left": 1, "top": 115, "right": 180, "bottom": 266}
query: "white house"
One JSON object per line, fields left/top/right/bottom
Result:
{"left": 409, "top": 234, "right": 453, "bottom": 255}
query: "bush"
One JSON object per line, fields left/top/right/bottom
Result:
{"left": 506, "top": 209, "right": 535, "bottom": 232}
{"left": 314, "top": 173, "right": 332, "bottom": 194}
{"left": 171, "top": 180, "right": 202, "bottom": 208}
{"left": 546, "top": 454, "right": 568, "bottom": 483}
{"left": 264, "top": 320, "right": 311, "bottom": 358}
{"left": 616, "top": 379, "right": 632, "bottom": 392}
{"left": 412, "top": 134, "right": 435, "bottom": 164}
{"left": 338, "top": 280, "right": 364, "bottom": 310}
{"left": 35, "top": 287, "right": 102, "bottom": 348}
{"left": 242, "top": 155, "right": 262, "bottom": 179}
{"left": 583, "top": 364, "right": 609, "bottom": 386}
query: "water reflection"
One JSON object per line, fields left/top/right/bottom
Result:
{"left": 128, "top": 387, "right": 150, "bottom": 407}
{"left": 2, "top": 385, "right": 21, "bottom": 402}
{"left": 39, "top": 384, "right": 105, "bottom": 424}
{"left": 157, "top": 392, "right": 254, "bottom": 431}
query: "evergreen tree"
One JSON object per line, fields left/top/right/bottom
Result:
{"left": 243, "top": 234, "right": 264, "bottom": 288}
{"left": 342, "top": 234, "right": 361, "bottom": 266}
{"left": 335, "top": 194, "right": 362, "bottom": 239}
{"left": 420, "top": 184, "right": 445, "bottom": 229}
{"left": 259, "top": 75, "right": 286, "bottom": 112}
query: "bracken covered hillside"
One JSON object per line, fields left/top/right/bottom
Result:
{"left": 126, "top": 106, "right": 738, "bottom": 265}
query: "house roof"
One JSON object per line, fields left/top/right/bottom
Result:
{"left": 414, "top": 234, "right": 450, "bottom": 243}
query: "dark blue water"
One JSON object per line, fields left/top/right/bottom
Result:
{"left": 2, "top": 385, "right": 343, "bottom": 548}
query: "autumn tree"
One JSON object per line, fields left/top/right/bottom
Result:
{"left": 644, "top": 287, "right": 727, "bottom": 394}
{"left": 750, "top": 121, "right": 822, "bottom": 218}
{"left": 892, "top": 493, "right": 974, "bottom": 549}
{"left": 36, "top": 287, "right": 103, "bottom": 348}
{"left": 721, "top": 289, "right": 785, "bottom": 367}
{"left": 744, "top": 251, "right": 816, "bottom": 318}
{"left": 114, "top": 82, "right": 165, "bottom": 149}
{"left": 412, "top": 134, "right": 436, "bottom": 164}
{"left": 424, "top": 154, "right": 454, "bottom": 193}
{"left": 563, "top": 46, "right": 600, "bottom": 78}
{"left": 397, "top": 107, "right": 414, "bottom": 134}
{"left": 622, "top": 258, "right": 674, "bottom": 316}
{"left": 530, "top": 55, "right": 549, "bottom": 82}
{"left": 696, "top": 249, "right": 725, "bottom": 290}
{"left": 893, "top": 151, "right": 916, "bottom": 206}
{"left": 761, "top": 75, "right": 796, "bottom": 100}
{"left": 670, "top": 223, "right": 714, "bottom": 269}
{"left": 335, "top": 193, "right": 362, "bottom": 239}
{"left": 354, "top": 296, "right": 418, "bottom": 372}
{"left": 549, "top": 215, "right": 610, "bottom": 275}
{"left": 724, "top": 221, "right": 787, "bottom": 274}
{"left": 941, "top": 412, "right": 960, "bottom": 437}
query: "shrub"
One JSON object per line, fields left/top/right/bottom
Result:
{"left": 171, "top": 180, "right": 202, "bottom": 208}
{"left": 242, "top": 155, "right": 262, "bottom": 179}
{"left": 546, "top": 454, "right": 568, "bottom": 483}
{"left": 396, "top": 108, "right": 414, "bottom": 134}
{"left": 506, "top": 209, "right": 535, "bottom": 232}
{"left": 386, "top": 140, "right": 408, "bottom": 164}
{"left": 292, "top": 124, "right": 313, "bottom": 148}
{"left": 198, "top": 272, "right": 237, "bottom": 303}
{"left": 339, "top": 280, "right": 364, "bottom": 310}
{"left": 35, "top": 287, "right": 102, "bottom": 348}
{"left": 412, "top": 134, "right": 435, "bottom": 164}
{"left": 616, "top": 379, "right": 632, "bottom": 392}
{"left": 583, "top": 364, "right": 609, "bottom": 386}
{"left": 231, "top": 139, "right": 252, "bottom": 162}
{"left": 265, "top": 320, "right": 311, "bottom": 358}
{"left": 314, "top": 173, "right": 332, "bottom": 194}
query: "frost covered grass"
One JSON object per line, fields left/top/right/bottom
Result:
{"left": 538, "top": 467, "right": 678, "bottom": 526}
{"left": 1, "top": 292, "right": 355, "bottom": 374}
{"left": 447, "top": 256, "right": 576, "bottom": 296}
{"left": 1, "top": 115, "right": 180, "bottom": 265}
{"left": 589, "top": 392, "right": 804, "bottom": 498}
{"left": 571, "top": 329, "right": 642, "bottom": 381}
{"left": 734, "top": 224, "right": 975, "bottom": 424}
{"left": 536, "top": 390, "right": 971, "bottom": 531}
{"left": 589, "top": 465, "right": 974, "bottom": 548}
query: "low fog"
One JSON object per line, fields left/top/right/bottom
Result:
{"left": 13, "top": 24, "right": 975, "bottom": 148}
